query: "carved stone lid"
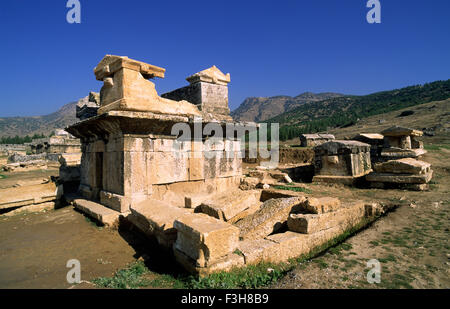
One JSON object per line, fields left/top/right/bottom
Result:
{"left": 94, "top": 55, "right": 165, "bottom": 81}
{"left": 186, "top": 65, "right": 230, "bottom": 85}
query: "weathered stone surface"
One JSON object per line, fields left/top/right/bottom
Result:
{"left": 94, "top": 55, "right": 201, "bottom": 117}
{"left": 288, "top": 201, "right": 365, "bottom": 234}
{"left": 373, "top": 158, "right": 431, "bottom": 174}
{"left": 73, "top": 198, "right": 120, "bottom": 227}
{"left": 174, "top": 213, "right": 240, "bottom": 267}
{"left": 235, "top": 197, "right": 306, "bottom": 241}
{"left": 299, "top": 134, "right": 335, "bottom": 147}
{"left": 381, "top": 126, "right": 423, "bottom": 137}
{"left": 0, "top": 182, "right": 57, "bottom": 210}
{"left": 237, "top": 238, "right": 279, "bottom": 264}
{"left": 129, "top": 198, "right": 191, "bottom": 247}
{"left": 0, "top": 202, "right": 55, "bottom": 217}
{"left": 366, "top": 171, "right": 433, "bottom": 184}
{"left": 195, "top": 190, "right": 260, "bottom": 222}
{"left": 313, "top": 140, "right": 372, "bottom": 183}
{"left": 303, "top": 197, "right": 341, "bottom": 214}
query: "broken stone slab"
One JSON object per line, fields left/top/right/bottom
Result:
{"left": 0, "top": 202, "right": 55, "bottom": 217}
{"left": 0, "top": 182, "right": 57, "bottom": 210}
{"left": 194, "top": 190, "right": 260, "bottom": 222}
{"left": 366, "top": 171, "right": 433, "bottom": 184}
{"left": 380, "top": 147, "right": 427, "bottom": 158}
{"left": 173, "top": 213, "right": 240, "bottom": 267}
{"left": 236, "top": 238, "right": 280, "bottom": 265}
{"left": 235, "top": 196, "right": 306, "bottom": 241}
{"left": 73, "top": 198, "right": 121, "bottom": 227}
{"left": 303, "top": 197, "right": 341, "bottom": 214}
{"left": 373, "top": 158, "right": 431, "bottom": 174}
{"left": 129, "top": 198, "right": 191, "bottom": 247}
{"left": 288, "top": 201, "right": 365, "bottom": 234}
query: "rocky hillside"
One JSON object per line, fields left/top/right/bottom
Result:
{"left": 0, "top": 101, "right": 78, "bottom": 137}
{"left": 231, "top": 92, "right": 344, "bottom": 122}
{"left": 265, "top": 79, "right": 450, "bottom": 140}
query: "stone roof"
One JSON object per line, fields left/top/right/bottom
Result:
{"left": 354, "top": 133, "right": 384, "bottom": 140}
{"left": 186, "top": 65, "right": 230, "bottom": 85}
{"left": 314, "top": 140, "right": 371, "bottom": 154}
{"left": 381, "top": 126, "right": 423, "bottom": 137}
{"left": 94, "top": 55, "right": 165, "bottom": 81}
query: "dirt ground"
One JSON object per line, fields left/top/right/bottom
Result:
{"left": 0, "top": 206, "right": 146, "bottom": 288}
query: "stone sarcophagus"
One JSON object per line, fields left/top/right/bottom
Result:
{"left": 66, "top": 55, "right": 244, "bottom": 213}
{"left": 312, "top": 140, "right": 372, "bottom": 185}
{"left": 380, "top": 126, "right": 426, "bottom": 159}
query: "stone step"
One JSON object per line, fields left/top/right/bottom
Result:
{"left": 194, "top": 190, "right": 261, "bottom": 223}
{"left": 128, "top": 198, "right": 192, "bottom": 247}
{"left": 73, "top": 198, "right": 121, "bottom": 227}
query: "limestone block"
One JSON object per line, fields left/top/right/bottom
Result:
{"left": 235, "top": 197, "right": 306, "bottom": 241}
{"left": 189, "top": 152, "right": 204, "bottom": 181}
{"left": 123, "top": 136, "right": 154, "bottom": 152}
{"left": 265, "top": 232, "right": 307, "bottom": 263}
{"left": 195, "top": 190, "right": 260, "bottom": 222}
{"left": 366, "top": 171, "right": 433, "bottom": 184}
{"left": 173, "top": 213, "right": 240, "bottom": 267}
{"left": 129, "top": 199, "right": 191, "bottom": 247}
{"left": 237, "top": 238, "right": 280, "bottom": 265}
{"left": 373, "top": 158, "right": 431, "bottom": 175}
{"left": 288, "top": 202, "right": 365, "bottom": 234}
{"left": 73, "top": 198, "right": 120, "bottom": 227}
{"left": 304, "top": 197, "right": 341, "bottom": 214}
{"left": 381, "top": 126, "right": 423, "bottom": 137}
{"left": 149, "top": 152, "right": 189, "bottom": 184}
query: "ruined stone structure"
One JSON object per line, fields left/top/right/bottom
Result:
{"left": 366, "top": 158, "right": 433, "bottom": 191}
{"left": 29, "top": 129, "right": 81, "bottom": 155}
{"left": 312, "top": 140, "right": 372, "bottom": 185}
{"left": 353, "top": 133, "right": 384, "bottom": 163}
{"left": 62, "top": 55, "right": 396, "bottom": 275}
{"left": 162, "top": 66, "right": 232, "bottom": 122}
{"left": 380, "top": 126, "right": 426, "bottom": 160}
{"left": 299, "top": 134, "right": 335, "bottom": 147}
{"left": 66, "top": 55, "right": 243, "bottom": 213}
{"left": 76, "top": 92, "right": 100, "bottom": 120}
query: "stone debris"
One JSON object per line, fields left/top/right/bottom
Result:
{"left": 76, "top": 92, "right": 100, "bottom": 120}
{"left": 366, "top": 158, "right": 433, "bottom": 191}
{"left": 299, "top": 134, "right": 335, "bottom": 147}
{"left": 303, "top": 196, "right": 341, "bottom": 214}
{"left": 235, "top": 196, "right": 306, "bottom": 241}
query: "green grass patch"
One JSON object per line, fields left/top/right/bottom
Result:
{"left": 424, "top": 144, "right": 450, "bottom": 151}
{"left": 273, "top": 185, "right": 312, "bottom": 194}
{"left": 0, "top": 174, "right": 6, "bottom": 179}
{"left": 93, "top": 261, "right": 152, "bottom": 289}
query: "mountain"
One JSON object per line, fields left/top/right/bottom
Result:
{"left": 264, "top": 79, "right": 450, "bottom": 141}
{"left": 0, "top": 101, "right": 78, "bottom": 138}
{"left": 231, "top": 92, "right": 345, "bottom": 122}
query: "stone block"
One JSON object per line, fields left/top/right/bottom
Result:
{"left": 73, "top": 198, "right": 121, "bottom": 227}
{"left": 235, "top": 196, "right": 306, "bottom": 241}
{"left": 304, "top": 197, "right": 341, "bottom": 214}
{"left": 129, "top": 198, "right": 191, "bottom": 247}
{"left": 173, "top": 213, "right": 240, "bottom": 267}
{"left": 288, "top": 201, "right": 365, "bottom": 234}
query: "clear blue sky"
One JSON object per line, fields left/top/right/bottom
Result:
{"left": 0, "top": 0, "right": 449, "bottom": 117}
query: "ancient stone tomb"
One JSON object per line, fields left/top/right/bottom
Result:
{"left": 312, "top": 140, "right": 372, "bottom": 185}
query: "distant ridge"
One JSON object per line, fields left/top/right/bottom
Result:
{"left": 0, "top": 101, "right": 78, "bottom": 137}
{"left": 231, "top": 92, "right": 344, "bottom": 122}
